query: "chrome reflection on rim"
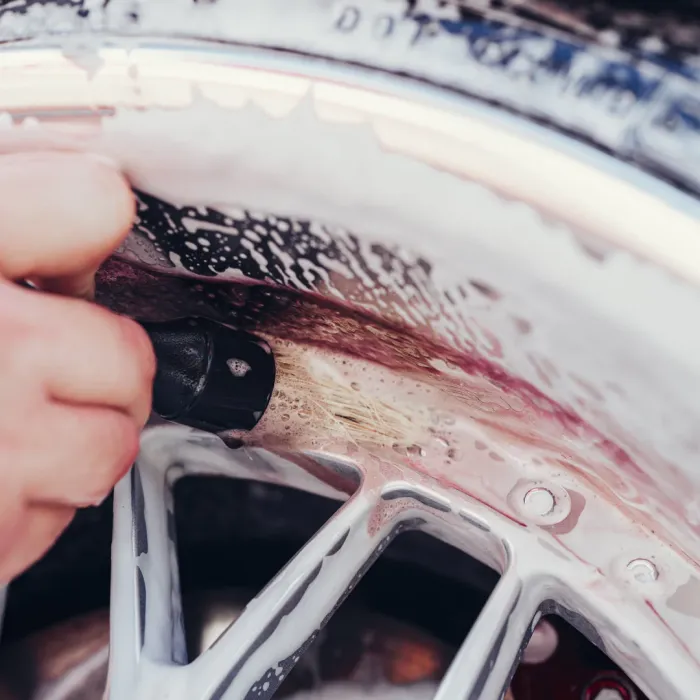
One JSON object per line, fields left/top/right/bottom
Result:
{"left": 0, "top": 37, "right": 699, "bottom": 700}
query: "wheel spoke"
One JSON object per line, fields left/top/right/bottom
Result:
{"left": 109, "top": 461, "right": 186, "bottom": 697}
{"left": 187, "top": 487, "right": 398, "bottom": 700}
{"left": 433, "top": 564, "right": 542, "bottom": 700}
{"left": 0, "top": 584, "right": 6, "bottom": 640}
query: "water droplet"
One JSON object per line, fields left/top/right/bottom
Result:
{"left": 469, "top": 279, "right": 501, "bottom": 300}
{"left": 442, "top": 414, "right": 456, "bottom": 426}
{"left": 474, "top": 440, "right": 487, "bottom": 450}
{"left": 226, "top": 358, "right": 251, "bottom": 378}
{"left": 489, "top": 451, "right": 505, "bottom": 462}
{"left": 351, "top": 382, "right": 360, "bottom": 391}
{"left": 407, "top": 444, "right": 426, "bottom": 457}
{"left": 433, "top": 435, "right": 450, "bottom": 448}
{"left": 281, "top": 413, "right": 290, "bottom": 422}
{"left": 513, "top": 317, "right": 532, "bottom": 335}
{"left": 298, "top": 408, "right": 311, "bottom": 419}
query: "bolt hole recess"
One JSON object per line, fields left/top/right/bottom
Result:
{"left": 509, "top": 481, "right": 572, "bottom": 526}
{"left": 523, "top": 487, "right": 556, "bottom": 516}
{"left": 626, "top": 558, "right": 659, "bottom": 584}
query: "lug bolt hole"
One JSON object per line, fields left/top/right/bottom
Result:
{"left": 523, "top": 487, "right": 555, "bottom": 516}
{"left": 509, "top": 480, "right": 571, "bottom": 525}
{"left": 626, "top": 558, "right": 658, "bottom": 583}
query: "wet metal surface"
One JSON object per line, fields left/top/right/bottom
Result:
{"left": 0, "top": 2, "right": 698, "bottom": 698}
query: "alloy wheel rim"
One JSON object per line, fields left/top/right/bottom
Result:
{"left": 0, "top": 37, "right": 699, "bottom": 699}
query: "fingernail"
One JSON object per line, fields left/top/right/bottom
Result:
{"left": 38, "top": 272, "right": 96, "bottom": 300}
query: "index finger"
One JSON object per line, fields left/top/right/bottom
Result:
{"left": 0, "top": 151, "right": 135, "bottom": 297}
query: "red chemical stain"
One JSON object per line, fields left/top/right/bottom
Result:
{"left": 96, "top": 258, "right": 697, "bottom": 564}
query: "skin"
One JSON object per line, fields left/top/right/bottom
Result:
{"left": 0, "top": 151, "right": 154, "bottom": 583}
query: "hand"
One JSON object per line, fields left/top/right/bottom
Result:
{"left": 0, "top": 152, "right": 155, "bottom": 582}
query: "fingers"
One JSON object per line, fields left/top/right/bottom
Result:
{"left": 0, "top": 151, "right": 134, "bottom": 297}
{"left": 0, "top": 281, "right": 155, "bottom": 426}
{"left": 20, "top": 403, "right": 140, "bottom": 507}
{"left": 39, "top": 297, "right": 155, "bottom": 426}
{"left": 0, "top": 151, "right": 144, "bottom": 583}
{"left": 0, "top": 503, "right": 75, "bottom": 583}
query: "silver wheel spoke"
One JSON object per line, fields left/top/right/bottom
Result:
{"left": 188, "top": 487, "right": 397, "bottom": 700}
{"left": 0, "top": 585, "right": 6, "bottom": 641}
{"left": 434, "top": 565, "right": 541, "bottom": 700}
{"left": 109, "top": 462, "right": 186, "bottom": 698}
{"left": 102, "top": 430, "right": 700, "bottom": 700}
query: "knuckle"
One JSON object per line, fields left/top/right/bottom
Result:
{"left": 112, "top": 413, "right": 139, "bottom": 460}
{"left": 83, "top": 308, "right": 154, "bottom": 416}
{"left": 101, "top": 412, "right": 140, "bottom": 474}
{"left": 81, "top": 414, "right": 139, "bottom": 504}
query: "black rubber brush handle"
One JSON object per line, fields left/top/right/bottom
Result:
{"left": 141, "top": 318, "right": 275, "bottom": 433}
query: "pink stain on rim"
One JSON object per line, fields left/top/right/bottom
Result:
{"left": 97, "top": 258, "right": 699, "bottom": 565}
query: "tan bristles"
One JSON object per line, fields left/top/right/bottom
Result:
{"left": 270, "top": 342, "right": 421, "bottom": 448}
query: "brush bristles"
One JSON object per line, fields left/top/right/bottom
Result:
{"left": 271, "top": 342, "right": 420, "bottom": 447}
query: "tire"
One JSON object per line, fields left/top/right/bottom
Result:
{"left": 0, "top": 0, "right": 699, "bottom": 192}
